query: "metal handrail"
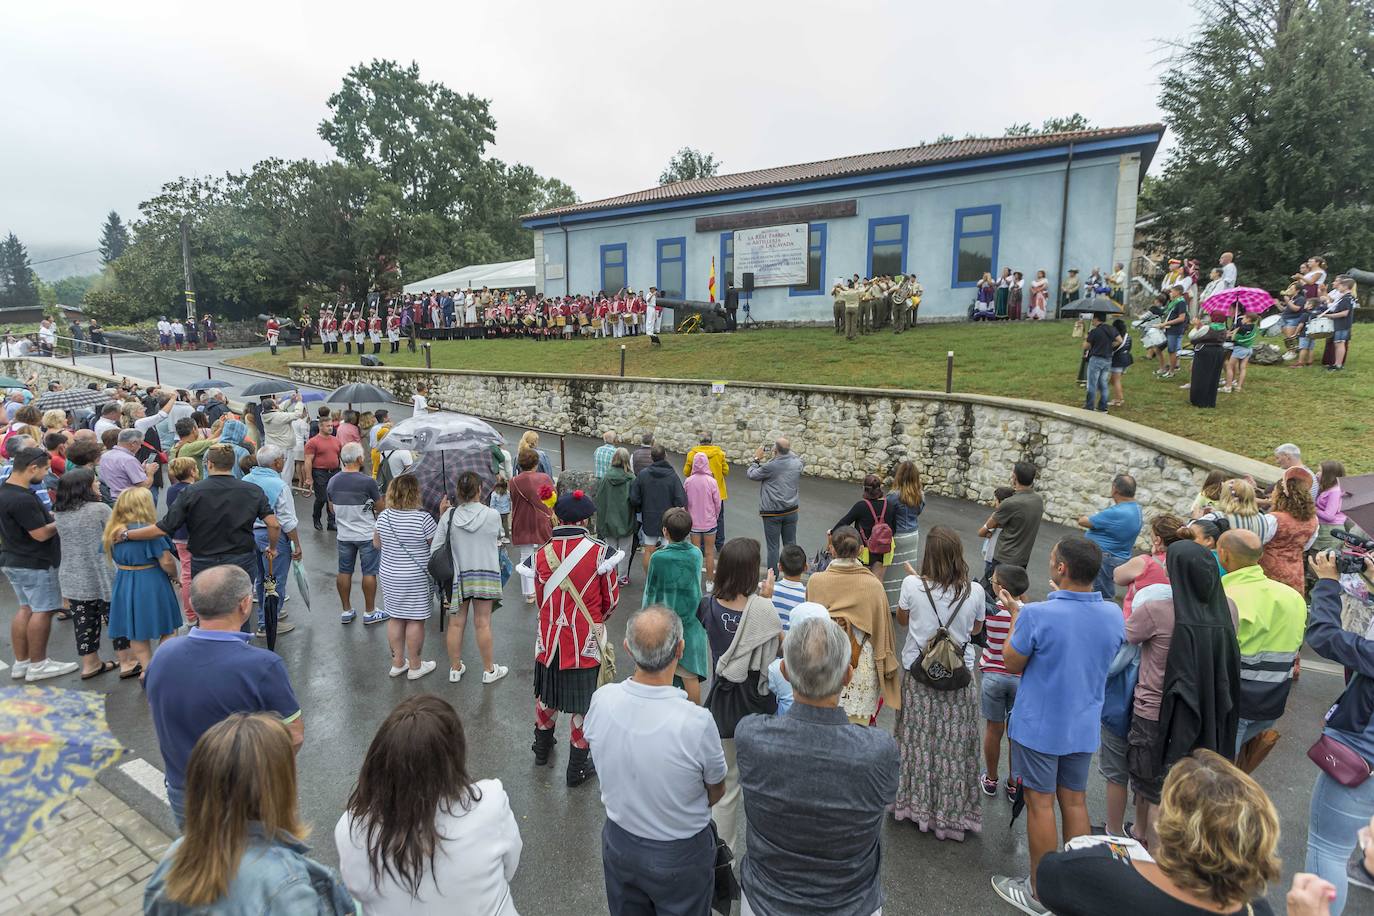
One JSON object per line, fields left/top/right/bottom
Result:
{"left": 34, "top": 333, "right": 572, "bottom": 473}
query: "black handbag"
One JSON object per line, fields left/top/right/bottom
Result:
{"left": 427, "top": 508, "right": 459, "bottom": 629}
{"left": 706, "top": 672, "right": 777, "bottom": 739}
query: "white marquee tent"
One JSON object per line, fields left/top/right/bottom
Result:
{"left": 402, "top": 258, "right": 535, "bottom": 294}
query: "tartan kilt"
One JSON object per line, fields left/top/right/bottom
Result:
{"left": 534, "top": 661, "right": 600, "bottom": 715}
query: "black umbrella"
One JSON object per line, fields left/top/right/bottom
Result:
{"left": 239, "top": 378, "right": 295, "bottom": 397}
{"left": 34, "top": 388, "right": 106, "bottom": 411}
{"left": 325, "top": 382, "right": 394, "bottom": 406}
{"left": 1073, "top": 296, "right": 1125, "bottom": 316}
{"left": 188, "top": 379, "right": 234, "bottom": 391}
{"left": 261, "top": 574, "right": 281, "bottom": 651}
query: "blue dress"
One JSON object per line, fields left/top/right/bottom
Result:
{"left": 108, "top": 527, "right": 183, "bottom": 641}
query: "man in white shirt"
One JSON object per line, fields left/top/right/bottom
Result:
{"left": 586, "top": 605, "right": 726, "bottom": 915}
{"left": 37, "top": 319, "right": 56, "bottom": 356}
{"left": 93, "top": 402, "right": 123, "bottom": 437}
{"left": 1219, "top": 251, "right": 1238, "bottom": 289}
{"left": 155, "top": 316, "right": 172, "bottom": 351}
{"left": 644, "top": 287, "right": 660, "bottom": 336}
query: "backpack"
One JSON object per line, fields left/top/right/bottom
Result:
{"left": 862, "top": 498, "right": 893, "bottom": 556}
{"left": 375, "top": 451, "right": 397, "bottom": 495}
{"left": 909, "top": 579, "right": 972, "bottom": 691}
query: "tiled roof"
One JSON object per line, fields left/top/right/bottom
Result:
{"left": 524, "top": 123, "right": 1164, "bottom": 222}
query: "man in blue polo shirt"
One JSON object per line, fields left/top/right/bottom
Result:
{"left": 991, "top": 536, "right": 1123, "bottom": 916}
{"left": 145, "top": 565, "right": 302, "bottom": 827}
{"left": 1076, "top": 473, "right": 1142, "bottom": 600}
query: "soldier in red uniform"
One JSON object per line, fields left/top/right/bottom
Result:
{"left": 524, "top": 489, "right": 622, "bottom": 787}
{"left": 368, "top": 310, "right": 383, "bottom": 354}
{"left": 340, "top": 313, "right": 354, "bottom": 355}
{"left": 264, "top": 314, "right": 280, "bottom": 356}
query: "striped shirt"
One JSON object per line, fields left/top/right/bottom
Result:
{"left": 979, "top": 601, "right": 1018, "bottom": 676}
{"left": 376, "top": 509, "right": 438, "bottom": 620}
{"left": 771, "top": 579, "right": 807, "bottom": 631}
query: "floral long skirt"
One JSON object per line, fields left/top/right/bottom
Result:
{"left": 892, "top": 672, "right": 983, "bottom": 841}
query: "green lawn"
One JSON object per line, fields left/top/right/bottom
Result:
{"left": 228, "top": 322, "right": 1371, "bottom": 472}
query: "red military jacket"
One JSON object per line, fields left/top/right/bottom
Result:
{"left": 534, "top": 526, "right": 620, "bottom": 671}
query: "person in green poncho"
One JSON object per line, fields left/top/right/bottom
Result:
{"left": 642, "top": 507, "right": 709, "bottom": 703}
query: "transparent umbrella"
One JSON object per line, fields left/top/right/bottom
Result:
{"left": 379, "top": 412, "right": 506, "bottom": 514}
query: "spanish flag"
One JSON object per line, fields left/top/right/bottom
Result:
{"left": 708, "top": 256, "right": 717, "bottom": 303}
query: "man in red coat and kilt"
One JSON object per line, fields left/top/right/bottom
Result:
{"left": 529, "top": 489, "right": 622, "bottom": 787}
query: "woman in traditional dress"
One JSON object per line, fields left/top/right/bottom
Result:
{"left": 1029, "top": 270, "right": 1049, "bottom": 320}
{"left": 892, "top": 526, "right": 984, "bottom": 841}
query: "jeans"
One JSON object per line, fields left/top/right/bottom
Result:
{"left": 254, "top": 529, "right": 291, "bottom": 627}
{"left": 1306, "top": 767, "right": 1374, "bottom": 914}
{"left": 167, "top": 782, "right": 186, "bottom": 830}
{"left": 1094, "top": 551, "right": 1127, "bottom": 600}
{"left": 311, "top": 467, "right": 338, "bottom": 525}
{"left": 1085, "top": 355, "right": 1112, "bottom": 411}
{"left": 761, "top": 511, "right": 798, "bottom": 572}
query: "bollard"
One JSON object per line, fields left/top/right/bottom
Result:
{"left": 153, "top": 356, "right": 160, "bottom": 385}
{"left": 620, "top": 345, "right": 626, "bottom": 378}
{"left": 206, "top": 367, "right": 213, "bottom": 381}
{"left": 423, "top": 343, "right": 432, "bottom": 369}
{"left": 109, "top": 349, "right": 116, "bottom": 375}
{"left": 559, "top": 435, "right": 567, "bottom": 474}
{"left": 945, "top": 351, "right": 954, "bottom": 394}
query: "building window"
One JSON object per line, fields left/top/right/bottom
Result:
{"left": 867, "top": 216, "right": 908, "bottom": 277}
{"left": 790, "top": 224, "right": 828, "bottom": 296}
{"left": 719, "top": 233, "right": 734, "bottom": 288}
{"left": 951, "top": 205, "right": 1001, "bottom": 287}
{"left": 600, "top": 243, "right": 627, "bottom": 293}
{"left": 657, "top": 237, "right": 686, "bottom": 299}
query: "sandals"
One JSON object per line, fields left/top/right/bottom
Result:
{"left": 81, "top": 660, "right": 118, "bottom": 680}
{"left": 118, "top": 663, "right": 143, "bottom": 680}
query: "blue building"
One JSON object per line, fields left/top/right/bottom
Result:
{"left": 521, "top": 123, "right": 1163, "bottom": 322}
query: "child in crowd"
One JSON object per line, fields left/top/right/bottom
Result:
{"left": 165, "top": 457, "right": 199, "bottom": 622}
{"left": 981, "top": 487, "right": 1015, "bottom": 579}
{"left": 1188, "top": 469, "right": 1227, "bottom": 518}
{"left": 642, "top": 508, "right": 709, "bottom": 704}
{"left": 771, "top": 544, "right": 809, "bottom": 631}
{"left": 488, "top": 475, "right": 512, "bottom": 542}
{"left": 980, "top": 562, "right": 1028, "bottom": 800}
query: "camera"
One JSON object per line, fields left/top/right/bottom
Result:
{"left": 1331, "top": 529, "right": 1374, "bottom": 575}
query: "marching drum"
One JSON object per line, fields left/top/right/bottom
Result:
{"left": 1259, "top": 314, "right": 1282, "bottom": 337}
{"left": 1142, "top": 327, "right": 1167, "bottom": 350}
{"left": 1306, "top": 316, "right": 1336, "bottom": 339}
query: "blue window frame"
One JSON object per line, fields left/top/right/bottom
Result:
{"left": 951, "top": 205, "right": 1001, "bottom": 288}
{"left": 719, "top": 233, "right": 734, "bottom": 288}
{"left": 790, "top": 224, "right": 828, "bottom": 296}
{"left": 657, "top": 237, "right": 686, "bottom": 299}
{"left": 600, "top": 243, "right": 627, "bottom": 293}
{"left": 867, "top": 216, "right": 908, "bottom": 277}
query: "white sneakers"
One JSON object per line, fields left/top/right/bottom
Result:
{"left": 10, "top": 661, "right": 28, "bottom": 679}
{"left": 450, "top": 662, "right": 508, "bottom": 684}
{"left": 24, "top": 659, "right": 79, "bottom": 682}
{"left": 407, "top": 660, "right": 437, "bottom": 681}
{"left": 388, "top": 664, "right": 407, "bottom": 678}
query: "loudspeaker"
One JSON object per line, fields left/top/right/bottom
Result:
{"left": 741, "top": 272, "right": 755, "bottom": 292}
{"left": 360, "top": 355, "right": 383, "bottom": 367}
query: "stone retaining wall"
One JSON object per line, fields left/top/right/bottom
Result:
{"left": 0, "top": 358, "right": 249, "bottom": 412}
{"left": 286, "top": 362, "right": 1278, "bottom": 531}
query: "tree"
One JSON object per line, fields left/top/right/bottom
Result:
{"left": 0, "top": 232, "right": 39, "bottom": 309}
{"left": 319, "top": 59, "right": 496, "bottom": 218}
{"left": 659, "top": 147, "right": 722, "bottom": 185}
{"left": 1143, "top": 0, "right": 1374, "bottom": 292}
{"left": 99, "top": 210, "right": 130, "bottom": 264}
{"left": 1004, "top": 114, "right": 1095, "bottom": 137}
{"left": 81, "top": 287, "right": 143, "bottom": 325}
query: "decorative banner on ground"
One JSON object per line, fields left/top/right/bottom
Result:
{"left": 732, "top": 224, "right": 809, "bottom": 287}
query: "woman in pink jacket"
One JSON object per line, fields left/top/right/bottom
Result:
{"left": 684, "top": 452, "right": 722, "bottom": 589}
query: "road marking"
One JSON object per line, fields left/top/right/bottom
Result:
{"left": 118, "top": 759, "right": 169, "bottom": 806}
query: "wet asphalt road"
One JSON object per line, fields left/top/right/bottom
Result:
{"left": 1, "top": 346, "right": 1360, "bottom": 914}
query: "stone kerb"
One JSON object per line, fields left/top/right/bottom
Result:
{"left": 287, "top": 362, "right": 1278, "bottom": 532}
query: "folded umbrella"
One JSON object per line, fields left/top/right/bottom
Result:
{"left": 291, "top": 559, "right": 312, "bottom": 610}
{"left": 1200, "top": 287, "right": 1275, "bottom": 315}
{"left": 262, "top": 575, "right": 281, "bottom": 651}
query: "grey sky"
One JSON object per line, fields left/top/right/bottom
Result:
{"left": 2, "top": 0, "right": 1196, "bottom": 262}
